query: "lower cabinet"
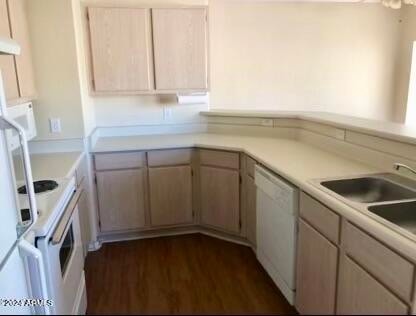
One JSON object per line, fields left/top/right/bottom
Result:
{"left": 200, "top": 166, "right": 240, "bottom": 234}
{"left": 337, "top": 255, "right": 409, "bottom": 315}
{"left": 295, "top": 219, "right": 338, "bottom": 315}
{"left": 245, "top": 174, "right": 257, "bottom": 245}
{"left": 148, "top": 166, "right": 193, "bottom": 226}
{"left": 75, "top": 155, "right": 91, "bottom": 257}
{"left": 96, "top": 168, "right": 147, "bottom": 232}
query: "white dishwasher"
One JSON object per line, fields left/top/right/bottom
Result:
{"left": 255, "top": 165, "right": 299, "bottom": 305}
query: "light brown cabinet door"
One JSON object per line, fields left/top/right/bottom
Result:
{"left": 88, "top": 7, "right": 153, "bottom": 92}
{"left": 200, "top": 166, "right": 240, "bottom": 234}
{"left": 7, "top": 0, "right": 36, "bottom": 100}
{"left": 78, "top": 189, "right": 90, "bottom": 257}
{"left": 295, "top": 219, "right": 338, "bottom": 315}
{"left": 96, "top": 169, "right": 146, "bottom": 232}
{"left": 245, "top": 175, "right": 256, "bottom": 246}
{"left": 152, "top": 8, "right": 208, "bottom": 90}
{"left": 0, "top": 0, "right": 19, "bottom": 101}
{"left": 337, "top": 255, "right": 409, "bottom": 315}
{"left": 149, "top": 166, "right": 193, "bottom": 226}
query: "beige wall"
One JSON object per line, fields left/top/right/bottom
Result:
{"left": 80, "top": 0, "right": 208, "bottom": 128}
{"left": 209, "top": 1, "right": 401, "bottom": 122}
{"left": 27, "top": 0, "right": 85, "bottom": 140}
{"left": 27, "top": 0, "right": 413, "bottom": 139}
{"left": 393, "top": 6, "right": 416, "bottom": 123}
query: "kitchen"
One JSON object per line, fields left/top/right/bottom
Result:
{"left": 1, "top": 0, "right": 416, "bottom": 314}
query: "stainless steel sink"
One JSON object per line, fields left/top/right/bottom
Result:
{"left": 311, "top": 173, "right": 416, "bottom": 237}
{"left": 320, "top": 177, "right": 416, "bottom": 203}
{"left": 368, "top": 201, "right": 416, "bottom": 234}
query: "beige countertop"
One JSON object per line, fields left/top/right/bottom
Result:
{"left": 14, "top": 151, "right": 85, "bottom": 181}
{"left": 201, "top": 109, "right": 416, "bottom": 146}
{"left": 93, "top": 132, "right": 416, "bottom": 262}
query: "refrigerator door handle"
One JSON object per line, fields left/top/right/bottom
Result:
{"left": 0, "top": 116, "right": 38, "bottom": 232}
{"left": 19, "top": 239, "right": 51, "bottom": 315}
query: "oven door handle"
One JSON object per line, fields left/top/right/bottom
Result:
{"left": 51, "top": 187, "right": 84, "bottom": 246}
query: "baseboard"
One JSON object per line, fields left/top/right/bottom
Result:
{"left": 95, "top": 225, "right": 252, "bottom": 248}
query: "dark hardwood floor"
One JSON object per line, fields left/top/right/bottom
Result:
{"left": 85, "top": 233, "right": 297, "bottom": 315}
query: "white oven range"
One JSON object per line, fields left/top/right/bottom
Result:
{"left": 18, "top": 177, "right": 87, "bottom": 315}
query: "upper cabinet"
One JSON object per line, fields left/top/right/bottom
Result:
{"left": 88, "top": 7, "right": 153, "bottom": 93}
{"left": 152, "top": 8, "right": 208, "bottom": 91}
{"left": 8, "top": 0, "right": 37, "bottom": 101}
{"left": 0, "top": 0, "right": 37, "bottom": 105}
{"left": 0, "top": 0, "right": 19, "bottom": 101}
{"left": 86, "top": 6, "right": 209, "bottom": 95}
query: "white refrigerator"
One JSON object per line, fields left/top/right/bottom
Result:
{"left": 0, "top": 37, "right": 50, "bottom": 315}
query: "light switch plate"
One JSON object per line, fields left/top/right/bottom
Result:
{"left": 49, "top": 118, "right": 61, "bottom": 133}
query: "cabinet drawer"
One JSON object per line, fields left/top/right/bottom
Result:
{"left": 299, "top": 192, "right": 340, "bottom": 244}
{"left": 95, "top": 152, "right": 145, "bottom": 170}
{"left": 245, "top": 155, "right": 256, "bottom": 178}
{"left": 148, "top": 149, "right": 192, "bottom": 167}
{"left": 199, "top": 149, "right": 239, "bottom": 169}
{"left": 343, "top": 222, "right": 414, "bottom": 302}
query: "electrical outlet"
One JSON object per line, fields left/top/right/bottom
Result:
{"left": 260, "top": 119, "right": 274, "bottom": 127}
{"left": 49, "top": 118, "right": 61, "bottom": 133}
{"left": 163, "top": 106, "right": 173, "bottom": 121}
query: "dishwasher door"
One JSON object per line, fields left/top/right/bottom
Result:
{"left": 255, "top": 165, "right": 298, "bottom": 305}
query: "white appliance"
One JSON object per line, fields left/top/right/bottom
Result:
{"left": 0, "top": 38, "right": 51, "bottom": 315}
{"left": 33, "top": 179, "right": 87, "bottom": 315}
{"left": 255, "top": 165, "right": 299, "bottom": 305}
{"left": 7, "top": 102, "right": 36, "bottom": 150}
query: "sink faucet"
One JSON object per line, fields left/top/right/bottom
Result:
{"left": 393, "top": 163, "right": 416, "bottom": 175}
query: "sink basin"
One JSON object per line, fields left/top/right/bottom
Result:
{"left": 320, "top": 177, "right": 416, "bottom": 203}
{"left": 368, "top": 201, "right": 416, "bottom": 234}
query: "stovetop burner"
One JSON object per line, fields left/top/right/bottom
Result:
{"left": 18, "top": 180, "right": 59, "bottom": 194}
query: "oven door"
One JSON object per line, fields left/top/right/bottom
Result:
{"left": 41, "top": 189, "right": 85, "bottom": 314}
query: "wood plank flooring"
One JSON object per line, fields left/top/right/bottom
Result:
{"left": 85, "top": 233, "right": 297, "bottom": 315}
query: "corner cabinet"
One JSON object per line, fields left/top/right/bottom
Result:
{"left": 86, "top": 6, "right": 208, "bottom": 95}
{"left": 147, "top": 149, "right": 194, "bottom": 227}
{"left": 199, "top": 150, "right": 241, "bottom": 235}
